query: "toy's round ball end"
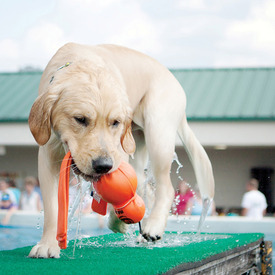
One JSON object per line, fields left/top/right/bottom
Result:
{"left": 94, "top": 161, "right": 137, "bottom": 205}
{"left": 115, "top": 194, "right": 145, "bottom": 224}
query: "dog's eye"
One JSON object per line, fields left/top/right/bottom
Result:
{"left": 111, "top": 120, "right": 120, "bottom": 128}
{"left": 74, "top": 116, "right": 88, "bottom": 126}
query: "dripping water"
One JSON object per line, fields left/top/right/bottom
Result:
{"left": 171, "top": 152, "right": 211, "bottom": 233}
{"left": 197, "top": 197, "right": 213, "bottom": 233}
{"left": 67, "top": 176, "right": 91, "bottom": 257}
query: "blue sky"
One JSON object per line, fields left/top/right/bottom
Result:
{"left": 0, "top": 0, "right": 274, "bottom": 71}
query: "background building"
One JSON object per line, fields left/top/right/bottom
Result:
{"left": 0, "top": 68, "right": 274, "bottom": 212}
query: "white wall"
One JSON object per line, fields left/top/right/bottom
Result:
{"left": 1, "top": 121, "right": 275, "bottom": 147}
{"left": 177, "top": 121, "right": 275, "bottom": 147}
{"left": 1, "top": 145, "right": 274, "bottom": 210}
{"left": 0, "top": 124, "right": 36, "bottom": 145}
{"left": 0, "top": 146, "right": 38, "bottom": 189}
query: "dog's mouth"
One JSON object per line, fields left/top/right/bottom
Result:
{"left": 71, "top": 159, "right": 101, "bottom": 182}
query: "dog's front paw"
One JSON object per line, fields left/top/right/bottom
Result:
{"left": 141, "top": 217, "right": 165, "bottom": 242}
{"left": 28, "top": 241, "right": 60, "bottom": 258}
{"left": 136, "top": 233, "right": 160, "bottom": 243}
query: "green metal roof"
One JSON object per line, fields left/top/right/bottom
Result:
{"left": 171, "top": 67, "right": 275, "bottom": 121}
{"left": 0, "top": 68, "right": 275, "bottom": 122}
{"left": 0, "top": 72, "right": 41, "bottom": 122}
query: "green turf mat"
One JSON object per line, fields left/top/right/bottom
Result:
{"left": 0, "top": 232, "right": 264, "bottom": 275}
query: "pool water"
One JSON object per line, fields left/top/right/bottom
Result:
{"left": 0, "top": 226, "right": 43, "bottom": 251}
{"left": 0, "top": 225, "right": 111, "bottom": 251}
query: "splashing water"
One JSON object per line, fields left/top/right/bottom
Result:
{"left": 83, "top": 231, "right": 231, "bottom": 249}
{"left": 61, "top": 151, "right": 213, "bottom": 254}
{"left": 36, "top": 210, "right": 43, "bottom": 230}
{"left": 171, "top": 152, "right": 211, "bottom": 233}
{"left": 143, "top": 152, "right": 211, "bottom": 233}
{"left": 173, "top": 152, "right": 184, "bottom": 180}
{"left": 171, "top": 153, "right": 192, "bottom": 222}
{"left": 68, "top": 178, "right": 91, "bottom": 220}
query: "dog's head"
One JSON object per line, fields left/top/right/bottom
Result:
{"left": 29, "top": 61, "right": 135, "bottom": 181}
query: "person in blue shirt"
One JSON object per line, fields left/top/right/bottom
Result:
{"left": 7, "top": 179, "right": 21, "bottom": 205}
{"left": 186, "top": 185, "right": 216, "bottom": 216}
{"left": 0, "top": 193, "right": 18, "bottom": 225}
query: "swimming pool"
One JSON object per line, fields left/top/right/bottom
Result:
{"left": 0, "top": 210, "right": 111, "bottom": 250}
{"left": 0, "top": 225, "right": 43, "bottom": 251}
{"left": 0, "top": 225, "right": 111, "bottom": 251}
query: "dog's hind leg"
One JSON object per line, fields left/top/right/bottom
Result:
{"left": 28, "top": 145, "right": 61, "bottom": 258}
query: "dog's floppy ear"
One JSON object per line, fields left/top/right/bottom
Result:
{"left": 121, "top": 118, "right": 136, "bottom": 155}
{"left": 29, "top": 92, "right": 58, "bottom": 146}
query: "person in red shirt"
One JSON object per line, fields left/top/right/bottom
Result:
{"left": 173, "top": 180, "right": 194, "bottom": 215}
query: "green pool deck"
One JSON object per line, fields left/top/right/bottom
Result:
{"left": 0, "top": 232, "right": 266, "bottom": 275}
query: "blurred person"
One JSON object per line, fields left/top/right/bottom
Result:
{"left": 216, "top": 208, "right": 227, "bottom": 216}
{"left": 20, "top": 176, "right": 42, "bottom": 212}
{"left": 241, "top": 178, "right": 267, "bottom": 219}
{"left": 172, "top": 180, "right": 194, "bottom": 215}
{"left": 0, "top": 193, "right": 18, "bottom": 225}
{"left": 7, "top": 179, "right": 21, "bottom": 205}
{"left": 0, "top": 179, "right": 17, "bottom": 206}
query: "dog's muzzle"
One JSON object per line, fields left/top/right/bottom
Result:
{"left": 92, "top": 157, "right": 113, "bottom": 174}
{"left": 71, "top": 157, "right": 113, "bottom": 182}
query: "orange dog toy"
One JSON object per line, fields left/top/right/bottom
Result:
{"left": 92, "top": 161, "right": 145, "bottom": 224}
{"left": 56, "top": 151, "right": 72, "bottom": 249}
{"left": 56, "top": 151, "right": 145, "bottom": 249}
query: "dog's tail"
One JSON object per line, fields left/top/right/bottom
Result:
{"left": 177, "top": 115, "right": 215, "bottom": 201}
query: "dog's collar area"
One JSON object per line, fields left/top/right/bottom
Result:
{"left": 49, "top": 62, "right": 72, "bottom": 84}
{"left": 57, "top": 62, "right": 72, "bottom": 71}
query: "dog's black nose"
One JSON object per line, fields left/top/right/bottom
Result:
{"left": 92, "top": 157, "right": 113, "bottom": 174}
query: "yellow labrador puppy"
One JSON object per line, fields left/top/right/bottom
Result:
{"left": 28, "top": 43, "right": 214, "bottom": 258}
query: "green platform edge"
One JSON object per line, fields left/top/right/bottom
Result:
{"left": 0, "top": 232, "right": 264, "bottom": 275}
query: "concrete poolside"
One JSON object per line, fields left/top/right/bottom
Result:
{"left": 1, "top": 210, "right": 275, "bottom": 235}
